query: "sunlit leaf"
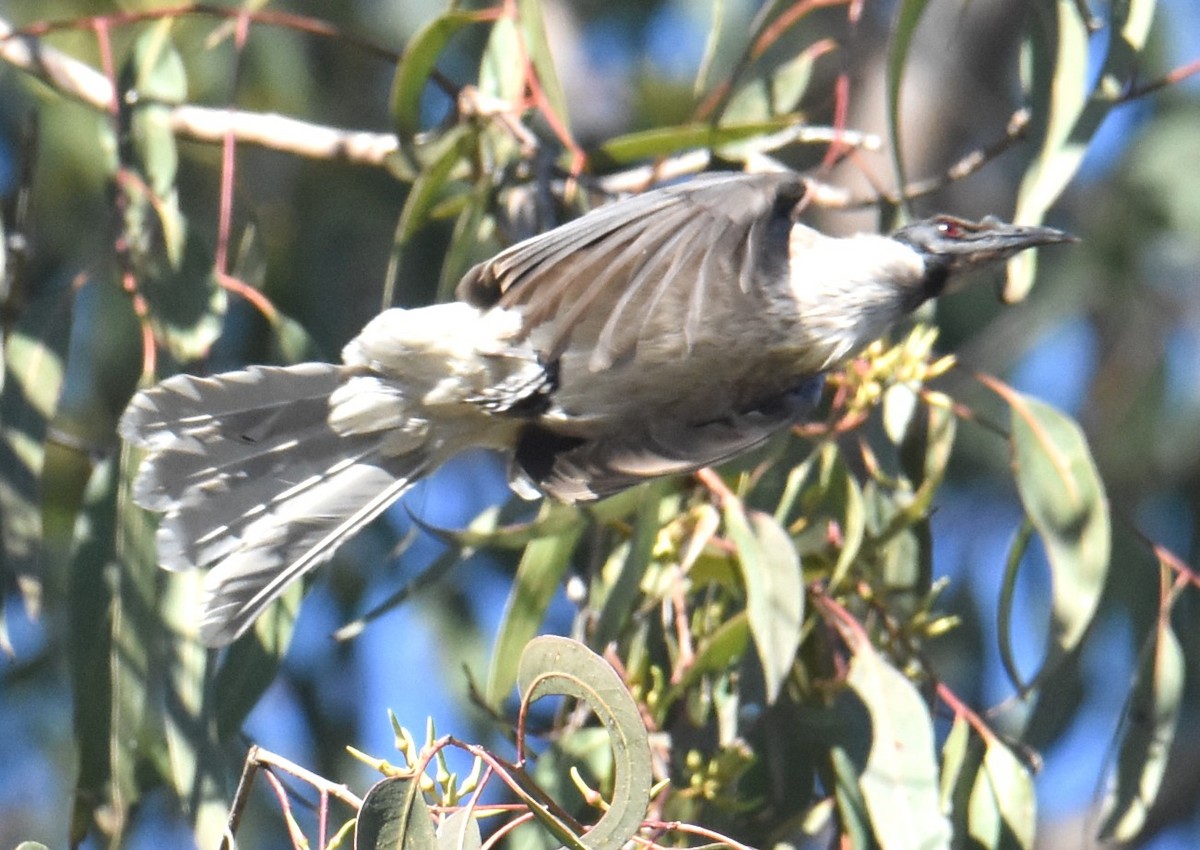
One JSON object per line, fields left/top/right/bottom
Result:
{"left": 213, "top": 580, "right": 300, "bottom": 739}
{"left": 383, "top": 127, "right": 476, "bottom": 307}
{"left": 356, "top": 775, "right": 438, "bottom": 850}
{"left": 479, "top": 14, "right": 525, "bottom": 104}
{"left": 723, "top": 500, "right": 803, "bottom": 703}
{"left": 998, "top": 382, "right": 1110, "bottom": 686}
{"left": 1098, "top": 599, "right": 1184, "bottom": 842}
{"left": 0, "top": 301, "right": 67, "bottom": 610}
{"left": 517, "top": 636, "right": 653, "bottom": 850}
{"left": 723, "top": 40, "right": 830, "bottom": 122}
{"left": 1005, "top": 0, "right": 1156, "bottom": 301}
{"left": 967, "top": 739, "right": 1037, "bottom": 850}
{"left": 515, "top": 0, "right": 571, "bottom": 136}
{"left": 938, "top": 715, "right": 970, "bottom": 814}
{"left": 834, "top": 618, "right": 951, "bottom": 850}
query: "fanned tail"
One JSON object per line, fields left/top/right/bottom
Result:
{"left": 119, "top": 364, "right": 437, "bottom": 646}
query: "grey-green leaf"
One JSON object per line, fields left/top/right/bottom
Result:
{"left": 723, "top": 501, "right": 803, "bottom": 703}
{"left": 486, "top": 505, "right": 584, "bottom": 707}
{"left": 1006, "top": 388, "right": 1110, "bottom": 685}
{"left": 967, "top": 739, "right": 1037, "bottom": 850}
{"left": 437, "top": 808, "right": 483, "bottom": 850}
{"left": 1098, "top": 611, "right": 1184, "bottom": 842}
{"left": 356, "top": 775, "right": 438, "bottom": 850}
{"left": 517, "top": 636, "right": 653, "bottom": 850}
{"left": 838, "top": 622, "right": 950, "bottom": 850}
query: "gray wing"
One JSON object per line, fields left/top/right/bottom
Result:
{"left": 456, "top": 171, "right": 808, "bottom": 370}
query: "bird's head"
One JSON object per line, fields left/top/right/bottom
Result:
{"left": 890, "top": 214, "right": 1076, "bottom": 300}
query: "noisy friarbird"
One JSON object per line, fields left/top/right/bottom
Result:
{"left": 120, "top": 171, "right": 1074, "bottom": 645}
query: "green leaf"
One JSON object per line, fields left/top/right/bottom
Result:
{"left": 834, "top": 619, "right": 950, "bottom": 850}
{"left": 594, "top": 117, "right": 804, "bottom": 166}
{"left": 517, "top": 636, "right": 653, "bottom": 850}
{"left": 1098, "top": 608, "right": 1184, "bottom": 841}
{"left": 355, "top": 775, "right": 438, "bottom": 850}
{"left": 390, "top": 11, "right": 492, "bottom": 146}
{"left": 884, "top": 0, "right": 932, "bottom": 210}
{"left": 967, "top": 739, "right": 1037, "bottom": 850}
{"left": 0, "top": 300, "right": 67, "bottom": 611}
{"left": 486, "top": 504, "right": 584, "bottom": 707}
{"left": 384, "top": 127, "right": 475, "bottom": 308}
{"left": 659, "top": 612, "right": 750, "bottom": 720}
{"left": 722, "top": 41, "right": 827, "bottom": 122}
{"left": 1005, "top": 0, "right": 1155, "bottom": 301}
{"left": 1004, "top": 388, "right": 1110, "bottom": 686}
{"left": 938, "top": 716, "right": 971, "bottom": 813}
{"left": 479, "top": 14, "right": 525, "bottom": 103}
{"left": 214, "top": 580, "right": 300, "bottom": 739}
{"left": 516, "top": 0, "right": 571, "bottom": 137}
{"left": 723, "top": 500, "right": 803, "bottom": 703}
{"left": 124, "top": 21, "right": 186, "bottom": 199}
{"left": 595, "top": 482, "right": 672, "bottom": 646}
{"left": 830, "top": 744, "right": 874, "bottom": 850}
{"left": 997, "top": 519, "right": 1035, "bottom": 692}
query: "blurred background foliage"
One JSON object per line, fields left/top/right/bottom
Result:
{"left": 0, "top": 0, "right": 1198, "bottom": 848}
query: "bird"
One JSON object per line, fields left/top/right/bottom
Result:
{"left": 119, "top": 170, "right": 1075, "bottom": 646}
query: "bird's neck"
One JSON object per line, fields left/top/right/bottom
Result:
{"left": 783, "top": 227, "right": 930, "bottom": 370}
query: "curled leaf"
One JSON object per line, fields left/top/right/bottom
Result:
{"left": 518, "top": 636, "right": 653, "bottom": 850}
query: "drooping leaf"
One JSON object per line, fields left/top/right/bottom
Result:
{"left": 967, "top": 739, "right": 1037, "bottom": 850}
{"left": 1098, "top": 593, "right": 1184, "bottom": 842}
{"left": 723, "top": 500, "right": 803, "bottom": 703}
{"left": 515, "top": 0, "right": 571, "bottom": 137}
{"left": 999, "top": 383, "right": 1110, "bottom": 686}
{"left": 479, "top": 14, "right": 525, "bottom": 104}
{"left": 486, "top": 504, "right": 584, "bottom": 707}
{"left": 355, "top": 775, "right": 438, "bottom": 850}
{"left": 884, "top": 0, "right": 932, "bottom": 211}
{"left": 389, "top": 11, "right": 494, "bottom": 148}
{"left": 1005, "top": 0, "right": 1157, "bottom": 301}
{"left": 0, "top": 297, "right": 67, "bottom": 612}
{"left": 595, "top": 481, "right": 672, "bottom": 646}
{"left": 384, "top": 126, "right": 476, "bottom": 307}
{"left": 833, "top": 618, "right": 951, "bottom": 850}
{"left": 214, "top": 579, "right": 300, "bottom": 739}
{"left": 938, "top": 715, "right": 971, "bottom": 814}
{"left": 517, "top": 636, "right": 653, "bottom": 850}
{"left": 722, "top": 39, "right": 830, "bottom": 122}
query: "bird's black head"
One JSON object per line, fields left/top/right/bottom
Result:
{"left": 891, "top": 215, "right": 1076, "bottom": 299}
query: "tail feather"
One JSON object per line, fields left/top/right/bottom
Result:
{"left": 196, "top": 456, "right": 428, "bottom": 646}
{"left": 120, "top": 363, "right": 441, "bottom": 647}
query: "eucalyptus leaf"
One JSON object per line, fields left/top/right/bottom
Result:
{"left": 437, "top": 808, "right": 483, "bottom": 850}
{"left": 1005, "top": 388, "right": 1110, "bottom": 686}
{"left": 723, "top": 501, "right": 803, "bottom": 703}
{"left": 1098, "top": 611, "right": 1184, "bottom": 842}
{"left": 967, "top": 739, "right": 1036, "bottom": 850}
{"left": 390, "top": 11, "right": 494, "bottom": 146}
{"left": 517, "top": 636, "right": 653, "bottom": 850}
{"left": 835, "top": 620, "right": 950, "bottom": 850}
{"left": 356, "top": 775, "right": 438, "bottom": 850}
{"left": 486, "top": 504, "right": 584, "bottom": 707}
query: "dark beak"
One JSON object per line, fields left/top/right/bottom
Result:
{"left": 976, "top": 217, "right": 1078, "bottom": 253}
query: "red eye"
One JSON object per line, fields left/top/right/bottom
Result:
{"left": 937, "top": 219, "right": 964, "bottom": 239}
